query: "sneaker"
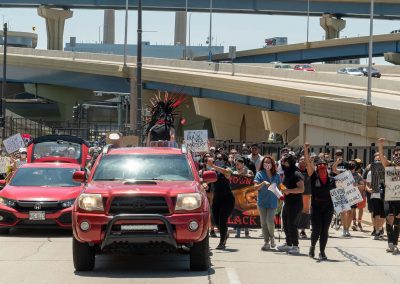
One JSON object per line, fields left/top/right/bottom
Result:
{"left": 299, "top": 231, "right": 307, "bottom": 239}
{"left": 386, "top": 243, "right": 394, "bottom": 253}
{"left": 371, "top": 229, "right": 376, "bottom": 236}
{"left": 379, "top": 229, "right": 384, "bottom": 237}
{"left": 374, "top": 234, "right": 381, "bottom": 240}
{"left": 216, "top": 243, "right": 226, "bottom": 250}
{"left": 342, "top": 230, "right": 347, "bottom": 237}
{"left": 357, "top": 222, "right": 363, "bottom": 231}
{"left": 308, "top": 246, "right": 315, "bottom": 258}
{"left": 270, "top": 238, "right": 276, "bottom": 248}
{"left": 345, "top": 230, "right": 352, "bottom": 237}
{"left": 392, "top": 246, "right": 399, "bottom": 255}
{"left": 319, "top": 252, "right": 328, "bottom": 261}
{"left": 261, "top": 243, "right": 271, "bottom": 251}
{"left": 352, "top": 224, "right": 357, "bottom": 231}
{"left": 287, "top": 246, "right": 300, "bottom": 255}
{"left": 210, "top": 230, "right": 217, "bottom": 238}
{"left": 277, "top": 243, "right": 292, "bottom": 252}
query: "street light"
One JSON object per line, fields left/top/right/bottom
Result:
{"left": 1, "top": 23, "right": 7, "bottom": 139}
{"left": 208, "top": 0, "right": 213, "bottom": 61}
{"left": 366, "top": 0, "right": 374, "bottom": 106}
{"left": 306, "top": 0, "right": 310, "bottom": 43}
{"left": 188, "top": 13, "right": 193, "bottom": 59}
{"left": 123, "top": 0, "right": 129, "bottom": 70}
{"left": 184, "top": 0, "right": 188, "bottom": 60}
{"left": 136, "top": 0, "right": 143, "bottom": 143}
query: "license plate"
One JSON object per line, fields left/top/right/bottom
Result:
{"left": 29, "top": 211, "right": 46, "bottom": 221}
{"left": 120, "top": 225, "right": 158, "bottom": 231}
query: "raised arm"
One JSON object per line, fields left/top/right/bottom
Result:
{"left": 303, "top": 142, "right": 314, "bottom": 177}
{"left": 377, "top": 138, "right": 390, "bottom": 167}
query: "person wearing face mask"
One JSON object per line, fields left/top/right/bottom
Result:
{"left": 253, "top": 155, "right": 281, "bottom": 250}
{"left": 13, "top": 148, "right": 27, "bottom": 170}
{"left": 378, "top": 138, "right": 400, "bottom": 254}
{"left": 297, "top": 155, "right": 312, "bottom": 239}
{"left": 277, "top": 152, "right": 305, "bottom": 255}
{"left": 303, "top": 143, "right": 335, "bottom": 260}
{"left": 347, "top": 159, "right": 366, "bottom": 233}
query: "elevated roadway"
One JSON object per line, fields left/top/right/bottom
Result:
{"left": 1, "top": 0, "right": 400, "bottom": 19}
{"left": 1, "top": 48, "right": 400, "bottom": 145}
{"left": 195, "top": 33, "right": 400, "bottom": 63}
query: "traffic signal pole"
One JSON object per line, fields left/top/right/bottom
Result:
{"left": 1, "top": 23, "right": 7, "bottom": 140}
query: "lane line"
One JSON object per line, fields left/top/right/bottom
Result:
{"left": 225, "top": 267, "right": 241, "bottom": 284}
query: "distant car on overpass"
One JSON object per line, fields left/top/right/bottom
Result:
{"left": 337, "top": 67, "right": 364, "bottom": 76}
{"left": 358, "top": 67, "right": 382, "bottom": 78}
{"left": 294, "top": 64, "right": 315, "bottom": 72}
{"left": 274, "top": 64, "right": 292, "bottom": 69}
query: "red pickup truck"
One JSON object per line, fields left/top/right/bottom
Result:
{"left": 71, "top": 144, "right": 216, "bottom": 271}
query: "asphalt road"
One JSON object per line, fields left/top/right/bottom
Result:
{"left": 0, "top": 217, "right": 399, "bottom": 284}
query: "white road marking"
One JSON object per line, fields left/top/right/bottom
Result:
{"left": 225, "top": 267, "right": 241, "bottom": 284}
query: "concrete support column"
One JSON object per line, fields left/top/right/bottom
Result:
{"left": 320, "top": 14, "right": 346, "bottom": 40}
{"left": 103, "top": 10, "right": 115, "bottom": 44}
{"left": 384, "top": 52, "right": 400, "bottom": 65}
{"left": 174, "top": 11, "right": 187, "bottom": 46}
{"left": 262, "top": 111, "right": 299, "bottom": 145}
{"left": 37, "top": 6, "right": 73, "bottom": 50}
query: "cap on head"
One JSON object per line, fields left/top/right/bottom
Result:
{"left": 335, "top": 149, "right": 343, "bottom": 155}
{"left": 19, "top": 148, "right": 27, "bottom": 153}
{"left": 209, "top": 146, "right": 216, "bottom": 151}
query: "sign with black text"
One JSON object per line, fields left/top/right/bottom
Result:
{"left": 184, "top": 130, "right": 209, "bottom": 153}
{"left": 385, "top": 167, "right": 400, "bottom": 201}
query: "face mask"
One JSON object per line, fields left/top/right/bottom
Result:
{"left": 264, "top": 163, "right": 272, "bottom": 171}
{"left": 317, "top": 164, "right": 327, "bottom": 171}
{"left": 393, "top": 156, "right": 400, "bottom": 166}
{"left": 348, "top": 164, "right": 355, "bottom": 171}
{"left": 21, "top": 154, "right": 27, "bottom": 159}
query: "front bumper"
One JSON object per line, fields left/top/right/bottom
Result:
{"left": 73, "top": 211, "right": 208, "bottom": 247}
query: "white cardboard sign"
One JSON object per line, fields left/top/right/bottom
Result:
{"left": 3, "top": 133, "right": 25, "bottom": 154}
{"left": 184, "top": 130, "right": 209, "bottom": 153}
{"left": 330, "top": 187, "right": 352, "bottom": 214}
{"left": 334, "top": 170, "right": 355, "bottom": 190}
{"left": 385, "top": 167, "right": 400, "bottom": 201}
{"left": 0, "top": 157, "right": 11, "bottom": 174}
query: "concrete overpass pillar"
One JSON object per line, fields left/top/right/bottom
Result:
{"left": 320, "top": 14, "right": 346, "bottom": 40}
{"left": 174, "top": 12, "right": 187, "bottom": 46}
{"left": 38, "top": 7, "right": 73, "bottom": 50}
{"left": 262, "top": 111, "right": 299, "bottom": 145}
{"left": 103, "top": 10, "right": 115, "bottom": 44}
{"left": 384, "top": 52, "right": 400, "bottom": 65}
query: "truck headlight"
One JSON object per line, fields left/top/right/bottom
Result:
{"left": 78, "top": 194, "right": 104, "bottom": 211}
{"left": 0, "top": 196, "right": 16, "bottom": 208}
{"left": 175, "top": 193, "right": 202, "bottom": 211}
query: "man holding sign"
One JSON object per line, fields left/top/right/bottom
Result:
{"left": 378, "top": 138, "right": 400, "bottom": 255}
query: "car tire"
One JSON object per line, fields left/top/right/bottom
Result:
{"left": 190, "top": 234, "right": 210, "bottom": 271}
{"left": 73, "top": 237, "right": 95, "bottom": 271}
{"left": 0, "top": 227, "right": 10, "bottom": 234}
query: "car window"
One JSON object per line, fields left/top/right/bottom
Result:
{"left": 10, "top": 168, "right": 80, "bottom": 187}
{"left": 33, "top": 141, "right": 81, "bottom": 160}
{"left": 92, "top": 154, "right": 194, "bottom": 181}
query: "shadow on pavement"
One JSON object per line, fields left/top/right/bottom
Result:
{"left": 1, "top": 228, "right": 72, "bottom": 238}
{"left": 75, "top": 254, "right": 215, "bottom": 279}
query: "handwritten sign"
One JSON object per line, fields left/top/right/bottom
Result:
{"left": 184, "top": 130, "right": 208, "bottom": 153}
{"left": 330, "top": 188, "right": 351, "bottom": 214}
{"left": 385, "top": 167, "right": 400, "bottom": 201}
{"left": 0, "top": 157, "right": 11, "bottom": 174}
{"left": 334, "top": 170, "right": 355, "bottom": 189}
{"left": 3, "top": 133, "right": 25, "bottom": 154}
{"left": 345, "top": 186, "right": 363, "bottom": 206}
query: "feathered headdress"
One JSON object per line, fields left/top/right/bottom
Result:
{"left": 145, "top": 91, "right": 186, "bottom": 135}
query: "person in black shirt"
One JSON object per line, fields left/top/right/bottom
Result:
{"left": 206, "top": 156, "right": 235, "bottom": 250}
{"left": 304, "top": 143, "right": 335, "bottom": 260}
{"left": 277, "top": 152, "right": 305, "bottom": 255}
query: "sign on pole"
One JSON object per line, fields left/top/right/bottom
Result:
{"left": 3, "top": 133, "right": 25, "bottom": 154}
{"left": 385, "top": 167, "right": 400, "bottom": 201}
{"left": 184, "top": 130, "right": 209, "bottom": 153}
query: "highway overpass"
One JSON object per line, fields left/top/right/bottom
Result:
{"left": 1, "top": 0, "right": 400, "bottom": 19}
{"left": 1, "top": 48, "right": 400, "bottom": 146}
{"left": 195, "top": 33, "right": 400, "bottom": 63}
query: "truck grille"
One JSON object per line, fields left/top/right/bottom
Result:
{"left": 14, "top": 201, "right": 62, "bottom": 213}
{"left": 109, "top": 196, "right": 170, "bottom": 215}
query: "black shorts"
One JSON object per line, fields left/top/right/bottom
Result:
{"left": 370, "top": 198, "right": 385, "bottom": 217}
{"left": 384, "top": 201, "right": 400, "bottom": 217}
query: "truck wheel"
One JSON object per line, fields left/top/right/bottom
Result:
{"left": 190, "top": 234, "right": 210, "bottom": 271}
{"left": 73, "top": 237, "right": 95, "bottom": 271}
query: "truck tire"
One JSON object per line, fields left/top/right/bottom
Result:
{"left": 190, "top": 234, "right": 210, "bottom": 271}
{"left": 73, "top": 237, "right": 95, "bottom": 271}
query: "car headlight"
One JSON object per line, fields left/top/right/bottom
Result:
{"left": 78, "top": 194, "right": 104, "bottom": 211}
{"left": 175, "top": 193, "right": 202, "bottom": 211}
{"left": 0, "top": 196, "right": 16, "bottom": 208}
{"left": 61, "top": 199, "right": 76, "bottom": 208}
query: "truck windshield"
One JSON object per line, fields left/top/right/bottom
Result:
{"left": 10, "top": 168, "right": 80, "bottom": 187}
{"left": 93, "top": 154, "right": 194, "bottom": 181}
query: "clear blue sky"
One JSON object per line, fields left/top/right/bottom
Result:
{"left": 0, "top": 8, "right": 398, "bottom": 63}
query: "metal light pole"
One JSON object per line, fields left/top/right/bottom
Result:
{"left": 306, "top": 0, "right": 310, "bottom": 43}
{"left": 184, "top": 0, "right": 188, "bottom": 60}
{"left": 123, "top": 0, "right": 129, "bottom": 69}
{"left": 208, "top": 0, "right": 213, "bottom": 61}
{"left": 1, "top": 23, "right": 7, "bottom": 140}
{"left": 136, "top": 0, "right": 143, "bottom": 142}
{"left": 366, "top": 0, "right": 374, "bottom": 106}
{"left": 188, "top": 13, "right": 192, "bottom": 59}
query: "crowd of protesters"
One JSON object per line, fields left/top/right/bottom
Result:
{"left": 197, "top": 139, "right": 400, "bottom": 258}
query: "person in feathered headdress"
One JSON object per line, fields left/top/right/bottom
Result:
{"left": 145, "top": 91, "right": 185, "bottom": 145}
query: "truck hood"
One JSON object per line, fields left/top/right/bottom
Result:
{"left": 83, "top": 180, "right": 200, "bottom": 197}
{"left": 0, "top": 185, "right": 83, "bottom": 201}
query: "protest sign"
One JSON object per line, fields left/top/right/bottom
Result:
{"left": 334, "top": 170, "right": 355, "bottom": 189}
{"left": 184, "top": 130, "right": 208, "bottom": 153}
{"left": 330, "top": 187, "right": 351, "bottom": 214}
{"left": 268, "top": 183, "right": 284, "bottom": 200}
{"left": 384, "top": 167, "right": 400, "bottom": 201}
{"left": 345, "top": 186, "right": 363, "bottom": 206}
{"left": 3, "top": 133, "right": 25, "bottom": 154}
{"left": 0, "top": 157, "right": 10, "bottom": 174}
{"left": 228, "top": 174, "right": 261, "bottom": 228}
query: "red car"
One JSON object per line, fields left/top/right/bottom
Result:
{"left": 0, "top": 135, "right": 89, "bottom": 233}
{"left": 71, "top": 144, "right": 217, "bottom": 272}
{"left": 294, "top": 64, "right": 315, "bottom": 72}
